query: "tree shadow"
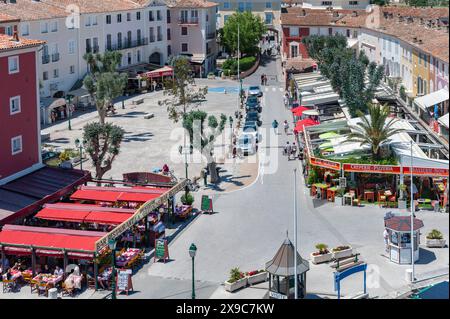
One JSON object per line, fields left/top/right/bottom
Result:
{"left": 122, "top": 132, "right": 154, "bottom": 142}
{"left": 49, "top": 138, "right": 71, "bottom": 144}
{"left": 110, "top": 111, "right": 148, "bottom": 118}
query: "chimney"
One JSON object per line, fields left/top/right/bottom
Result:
{"left": 11, "top": 30, "right": 19, "bottom": 42}
{"left": 418, "top": 39, "right": 423, "bottom": 45}
{"left": 352, "top": 11, "right": 358, "bottom": 17}
{"left": 412, "top": 36, "right": 418, "bottom": 43}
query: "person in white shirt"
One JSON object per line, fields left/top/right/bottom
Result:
{"left": 54, "top": 266, "right": 64, "bottom": 277}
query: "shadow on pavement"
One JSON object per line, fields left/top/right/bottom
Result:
{"left": 415, "top": 248, "right": 437, "bottom": 265}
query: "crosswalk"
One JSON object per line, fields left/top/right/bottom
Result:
{"left": 264, "top": 87, "right": 285, "bottom": 92}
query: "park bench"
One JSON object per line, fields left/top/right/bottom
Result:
{"left": 132, "top": 98, "right": 144, "bottom": 105}
{"left": 144, "top": 113, "right": 154, "bottom": 119}
{"left": 331, "top": 253, "right": 362, "bottom": 272}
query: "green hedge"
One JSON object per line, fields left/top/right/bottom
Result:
{"left": 222, "top": 56, "right": 257, "bottom": 75}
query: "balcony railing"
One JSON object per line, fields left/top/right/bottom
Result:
{"left": 42, "top": 54, "right": 50, "bottom": 64}
{"left": 178, "top": 17, "right": 199, "bottom": 25}
{"left": 206, "top": 32, "right": 215, "bottom": 40}
{"left": 106, "top": 38, "right": 148, "bottom": 51}
{"left": 51, "top": 53, "right": 60, "bottom": 62}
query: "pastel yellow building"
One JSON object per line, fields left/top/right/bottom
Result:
{"left": 412, "top": 49, "right": 430, "bottom": 97}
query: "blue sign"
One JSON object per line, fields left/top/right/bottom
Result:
{"left": 334, "top": 263, "right": 367, "bottom": 299}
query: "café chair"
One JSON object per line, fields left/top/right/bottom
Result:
{"left": 377, "top": 191, "right": 387, "bottom": 208}
{"left": 387, "top": 192, "right": 397, "bottom": 208}
{"left": 37, "top": 282, "right": 48, "bottom": 297}
{"left": 2, "top": 279, "right": 14, "bottom": 293}
{"left": 352, "top": 195, "right": 362, "bottom": 207}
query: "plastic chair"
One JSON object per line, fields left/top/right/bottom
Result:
{"left": 378, "top": 191, "right": 387, "bottom": 207}
{"left": 2, "top": 279, "right": 14, "bottom": 293}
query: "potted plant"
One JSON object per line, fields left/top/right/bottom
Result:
{"left": 426, "top": 229, "right": 446, "bottom": 248}
{"left": 332, "top": 245, "right": 353, "bottom": 259}
{"left": 398, "top": 184, "right": 407, "bottom": 209}
{"left": 180, "top": 192, "right": 194, "bottom": 206}
{"left": 310, "top": 243, "right": 333, "bottom": 264}
{"left": 224, "top": 267, "right": 248, "bottom": 292}
{"left": 335, "top": 188, "right": 345, "bottom": 206}
{"left": 246, "top": 269, "right": 267, "bottom": 285}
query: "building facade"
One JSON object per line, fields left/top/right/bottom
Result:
{"left": 215, "top": 0, "right": 282, "bottom": 31}
{"left": 0, "top": 33, "right": 45, "bottom": 185}
{"left": 167, "top": 0, "right": 218, "bottom": 77}
{"left": 300, "top": 0, "right": 371, "bottom": 9}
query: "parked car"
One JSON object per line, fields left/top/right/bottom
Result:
{"left": 248, "top": 86, "right": 263, "bottom": 97}
{"left": 243, "top": 122, "right": 262, "bottom": 143}
{"left": 245, "top": 111, "right": 262, "bottom": 126}
{"left": 246, "top": 96, "right": 262, "bottom": 112}
{"left": 237, "top": 133, "right": 257, "bottom": 155}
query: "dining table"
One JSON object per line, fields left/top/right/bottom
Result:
{"left": 313, "top": 183, "right": 329, "bottom": 200}
{"left": 116, "top": 248, "right": 141, "bottom": 267}
{"left": 327, "top": 187, "right": 339, "bottom": 202}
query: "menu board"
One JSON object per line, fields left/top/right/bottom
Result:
{"left": 116, "top": 269, "right": 133, "bottom": 295}
{"left": 154, "top": 238, "right": 169, "bottom": 263}
{"left": 201, "top": 195, "right": 213, "bottom": 213}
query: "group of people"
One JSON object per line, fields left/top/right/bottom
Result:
{"left": 283, "top": 141, "right": 304, "bottom": 161}
{"left": 271, "top": 120, "right": 290, "bottom": 135}
{"left": 260, "top": 74, "right": 269, "bottom": 86}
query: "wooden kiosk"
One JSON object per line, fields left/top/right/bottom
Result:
{"left": 385, "top": 216, "right": 424, "bottom": 264}
{"left": 265, "top": 238, "right": 310, "bottom": 299}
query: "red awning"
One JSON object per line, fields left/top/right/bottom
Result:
{"left": 35, "top": 206, "right": 133, "bottom": 225}
{"left": 0, "top": 225, "right": 106, "bottom": 253}
{"left": 70, "top": 185, "right": 166, "bottom": 203}
{"left": 294, "top": 118, "right": 320, "bottom": 133}
{"left": 142, "top": 66, "right": 173, "bottom": 79}
{"left": 291, "top": 106, "right": 310, "bottom": 116}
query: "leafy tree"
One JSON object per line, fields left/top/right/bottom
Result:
{"left": 83, "top": 122, "right": 125, "bottom": 180}
{"left": 220, "top": 11, "right": 266, "bottom": 57}
{"left": 182, "top": 110, "right": 227, "bottom": 183}
{"left": 83, "top": 51, "right": 128, "bottom": 124}
{"left": 158, "top": 56, "right": 208, "bottom": 183}
{"left": 347, "top": 104, "right": 404, "bottom": 160}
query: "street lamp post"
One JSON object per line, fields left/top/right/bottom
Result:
{"left": 108, "top": 239, "right": 117, "bottom": 299}
{"left": 66, "top": 96, "right": 72, "bottom": 131}
{"left": 74, "top": 138, "right": 86, "bottom": 171}
{"left": 189, "top": 243, "right": 197, "bottom": 299}
{"left": 410, "top": 140, "right": 415, "bottom": 282}
{"left": 293, "top": 168, "right": 298, "bottom": 299}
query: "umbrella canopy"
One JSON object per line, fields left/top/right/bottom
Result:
{"left": 303, "top": 109, "right": 320, "bottom": 116}
{"left": 291, "top": 106, "right": 309, "bottom": 117}
{"left": 319, "top": 132, "right": 339, "bottom": 139}
{"left": 294, "top": 118, "right": 320, "bottom": 133}
{"left": 319, "top": 141, "right": 333, "bottom": 149}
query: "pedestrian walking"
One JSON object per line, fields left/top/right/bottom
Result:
{"left": 272, "top": 119, "right": 279, "bottom": 134}
{"left": 260, "top": 74, "right": 264, "bottom": 86}
{"left": 283, "top": 141, "right": 290, "bottom": 156}
{"left": 291, "top": 142, "right": 297, "bottom": 159}
{"left": 264, "top": 75, "right": 268, "bottom": 86}
{"left": 283, "top": 120, "right": 289, "bottom": 135}
{"left": 283, "top": 95, "right": 288, "bottom": 108}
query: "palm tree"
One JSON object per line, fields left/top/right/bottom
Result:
{"left": 347, "top": 103, "right": 404, "bottom": 160}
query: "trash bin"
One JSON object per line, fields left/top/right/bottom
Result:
{"left": 48, "top": 287, "right": 58, "bottom": 299}
{"left": 405, "top": 269, "right": 413, "bottom": 282}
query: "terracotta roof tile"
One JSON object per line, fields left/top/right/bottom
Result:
{"left": 0, "top": 12, "right": 20, "bottom": 23}
{"left": 0, "top": 34, "right": 45, "bottom": 52}
{"left": 281, "top": 6, "right": 450, "bottom": 63}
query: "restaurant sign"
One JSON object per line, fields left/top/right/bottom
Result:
{"left": 343, "top": 164, "right": 401, "bottom": 174}
{"left": 402, "top": 167, "right": 449, "bottom": 177}
{"left": 95, "top": 179, "right": 189, "bottom": 252}
{"left": 310, "top": 157, "right": 341, "bottom": 171}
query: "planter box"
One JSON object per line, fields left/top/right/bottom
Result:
{"left": 332, "top": 247, "right": 353, "bottom": 259}
{"left": 335, "top": 197, "right": 344, "bottom": 206}
{"left": 426, "top": 239, "right": 446, "bottom": 248}
{"left": 310, "top": 252, "right": 333, "bottom": 264}
{"left": 247, "top": 272, "right": 267, "bottom": 285}
{"left": 224, "top": 278, "right": 248, "bottom": 292}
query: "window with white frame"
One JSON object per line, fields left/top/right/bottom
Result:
{"left": 266, "top": 2, "right": 272, "bottom": 9}
{"left": 53, "top": 69, "right": 59, "bottom": 78}
{"left": 51, "top": 21, "right": 58, "bottom": 32}
{"left": 10, "top": 96, "right": 21, "bottom": 115}
{"left": 85, "top": 16, "right": 91, "bottom": 27}
{"left": 68, "top": 39, "right": 75, "bottom": 54}
{"left": 289, "top": 27, "right": 299, "bottom": 37}
{"left": 43, "top": 71, "right": 49, "bottom": 81}
{"left": 21, "top": 23, "right": 30, "bottom": 36}
{"left": 8, "top": 56, "right": 19, "bottom": 74}
{"left": 11, "top": 136, "right": 22, "bottom": 155}
{"left": 41, "top": 22, "right": 48, "bottom": 33}
{"left": 93, "top": 15, "right": 98, "bottom": 25}
{"left": 223, "top": 2, "right": 230, "bottom": 9}
{"left": 5, "top": 26, "right": 13, "bottom": 36}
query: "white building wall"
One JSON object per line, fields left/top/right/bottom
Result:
{"left": 300, "top": 0, "right": 371, "bottom": 9}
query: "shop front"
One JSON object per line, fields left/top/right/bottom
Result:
{"left": 40, "top": 97, "right": 67, "bottom": 125}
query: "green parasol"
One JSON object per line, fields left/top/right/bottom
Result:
{"left": 319, "top": 132, "right": 340, "bottom": 139}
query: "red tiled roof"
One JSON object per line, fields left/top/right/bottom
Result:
{"left": 281, "top": 6, "right": 450, "bottom": 63}
{"left": 285, "top": 57, "right": 317, "bottom": 71}
{"left": 0, "top": 34, "right": 45, "bottom": 51}
{"left": 385, "top": 216, "right": 424, "bottom": 232}
{"left": 0, "top": 12, "right": 19, "bottom": 23}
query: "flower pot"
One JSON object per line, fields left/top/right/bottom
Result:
{"left": 332, "top": 247, "right": 353, "bottom": 259}
{"left": 247, "top": 272, "right": 267, "bottom": 285}
{"left": 310, "top": 252, "right": 333, "bottom": 264}
{"left": 426, "top": 239, "right": 446, "bottom": 248}
{"left": 224, "top": 277, "right": 248, "bottom": 292}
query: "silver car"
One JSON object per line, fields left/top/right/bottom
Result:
{"left": 237, "top": 133, "right": 257, "bottom": 155}
{"left": 248, "top": 86, "right": 263, "bottom": 97}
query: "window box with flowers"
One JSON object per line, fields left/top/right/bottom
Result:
{"left": 310, "top": 243, "right": 332, "bottom": 264}
{"left": 332, "top": 245, "right": 353, "bottom": 259}
{"left": 224, "top": 267, "right": 247, "bottom": 292}
{"left": 246, "top": 270, "right": 267, "bottom": 285}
